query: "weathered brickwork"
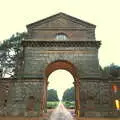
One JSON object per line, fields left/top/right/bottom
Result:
{"left": 80, "top": 80, "right": 113, "bottom": 117}
{"left": 23, "top": 46, "right": 100, "bottom": 78}
{"left": 0, "top": 80, "right": 45, "bottom": 116}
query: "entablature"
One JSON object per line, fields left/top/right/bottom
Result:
{"left": 22, "top": 40, "right": 101, "bottom": 48}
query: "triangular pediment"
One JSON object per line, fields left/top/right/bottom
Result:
{"left": 27, "top": 12, "right": 96, "bottom": 29}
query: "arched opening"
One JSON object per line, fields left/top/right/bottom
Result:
{"left": 45, "top": 60, "right": 80, "bottom": 117}
{"left": 48, "top": 69, "right": 74, "bottom": 100}
{"left": 56, "top": 33, "right": 68, "bottom": 40}
{"left": 47, "top": 69, "right": 75, "bottom": 114}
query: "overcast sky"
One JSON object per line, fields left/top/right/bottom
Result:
{"left": 0, "top": 0, "right": 120, "bottom": 67}
{"left": 0, "top": 0, "right": 120, "bottom": 98}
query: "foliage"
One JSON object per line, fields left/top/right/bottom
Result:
{"left": 47, "top": 89, "right": 59, "bottom": 101}
{"left": 62, "top": 87, "right": 75, "bottom": 101}
{"left": 0, "top": 32, "right": 26, "bottom": 77}
{"left": 100, "top": 63, "right": 120, "bottom": 78}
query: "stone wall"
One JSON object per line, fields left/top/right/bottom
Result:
{"left": 23, "top": 46, "right": 100, "bottom": 78}
{"left": 28, "top": 29, "right": 95, "bottom": 41}
{"left": 0, "top": 79, "right": 45, "bottom": 116}
{"left": 27, "top": 16, "right": 96, "bottom": 41}
{"left": 0, "top": 79, "right": 120, "bottom": 117}
{"left": 80, "top": 79, "right": 120, "bottom": 117}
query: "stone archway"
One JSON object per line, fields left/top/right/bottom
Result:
{"left": 45, "top": 60, "right": 80, "bottom": 116}
{"left": 2, "top": 13, "right": 117, "bottom": 117}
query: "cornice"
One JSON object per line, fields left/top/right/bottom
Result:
{"left": 31, "top": 28, "right": 94, "bottom": 31}
{"left": 22, "top": 40, "right": 101, "bottom": 48}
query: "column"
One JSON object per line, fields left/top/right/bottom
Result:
{"left": 74, "top": 78, "right": 80, "bottom": 117}
{"left": 45, "top": 81, "right": 49, "bottom": 113}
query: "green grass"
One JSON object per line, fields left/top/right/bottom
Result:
{"left": 47, "top": 101, "right": 59, "bottom": 109}
{"left": 31, "top": 101, "right": 75, "bottom": 110}
{"left": 62, "top": 101, "right": 75, "bottom": 109}
{"left": 47, "top": 101, "right": 75, "bottom": 109}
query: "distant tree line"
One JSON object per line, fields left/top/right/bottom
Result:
{"left": 100, "top": 64, "right": 120, "bottom": 78}
{"left": 47, "top": 87, "right": 75, "bottom": 102}
{"left": 62, "top": 87, "right": 75, "bottom": 101}
{"left": 47, "top": 89, "right": 59, "bottom": 101}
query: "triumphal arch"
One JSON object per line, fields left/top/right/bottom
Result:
{"left": 0, "top": 12, "right": 120, "bottom": 117}
{"left": 22, "top": 12, "right": 101, "bottom": 116}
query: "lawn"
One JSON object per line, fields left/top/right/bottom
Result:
{"left": 47, "top": 101, "right": 59, "bottom": 109}
{"left": 62, "top": 101, "right": 75, "bottom": 109}
{"left": 47, "top": 101, "right": 75, "bottom": 109}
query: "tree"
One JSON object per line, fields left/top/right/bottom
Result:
{"left": 101, "top": 63, "right": 120, "bottom": 78}
{"left": 109, "top": 64, "right": 120, "bottom": 77}
{"left": 47, "top": 89, "right": 59, "bottom": 101}
{"left": 62, "top": 87, "right": 75, "bottom": 101}
{"left": 0, "top": 32, "right": 26, "bottom": 78}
